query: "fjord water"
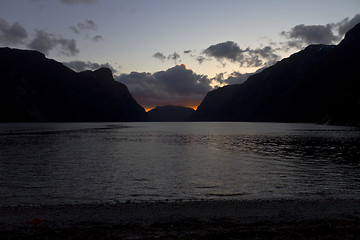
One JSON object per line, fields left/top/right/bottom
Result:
{"left": 0, "top": 122, "right": 359, "bottom": 205}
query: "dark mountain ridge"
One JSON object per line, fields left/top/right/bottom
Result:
{"left": 148, "top": 105, "right": 195, "bottom": 122}
{"left": 192, "top": 23, "right": 360, "bottom": 125}
{"left": 0, "top": 47, "right": 148, "bottom": 122}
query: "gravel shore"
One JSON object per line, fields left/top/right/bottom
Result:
{"left": 1, "top": 199, "right": 359, "bottom": 239}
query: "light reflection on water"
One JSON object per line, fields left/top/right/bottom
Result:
{"left": 0, "top": 122, "right": 359, "bottom": 205}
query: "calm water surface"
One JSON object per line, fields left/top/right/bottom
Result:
{"left": 0, "top": 122, "right": 359, "bottom": 205}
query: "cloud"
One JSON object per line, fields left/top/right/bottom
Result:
{"left": 0, "top": 17, "right": 79, "bottom": 57}
{"left": 281, "top": 14, "right": 360, "bottom": 49}
{"left": 204, "top": 41, "right": 243, "bottom": 62}
{"left": 153, "top": 52, "right": 182, "bottom": 63}
{"left": 28, "top": 29, "right": 79, "bottom": 56}
{"left": 183, "top": 49, "right": 197, "bottom": 57}
{"left": 70, "top": 19, "right": 102, "bottom": 42}
{"left": 220, "top": 71, "right": 254, "bottom": 85}
{"left": 0, "top": 18, "right": 28, "bottom": 45}
{"left": 203, "top": 41, "right": 280, "bottom": 68}
{"left": 337, "top": 14, "right": 360, "bottom": 36}
{"left": 115, "top": 64, "right": 263, "bottom": 108}
{"left": 167, "top": 52, "right": 181, "bottom": 63}
{"left": 212, "top": 68, "right": 265, "bottom": 86}
{"left": 153, "top": 52, "right": 166, "bottom": 62}
{"left": 70, "top": 19, "right": 97, "bottom": 34}
{"left": 60, "top": 0, "right": 97, "bottom": 4}
{"left": 63, "top": 60, "right": 118, "bottom": 73}
{"left": 92, "top": 35, "right": 103, "bottom": 42}
{"left": 196, "top": 56, "right": 206, "bottom": 64}
{"left": 246, "top": 46, "right": 281, "bottom": 67}
{"left": 281, "top": 24, "right": 340, "bottom": 46}
{"left": 116, "top": 64, "right": 212, "bottom": 108}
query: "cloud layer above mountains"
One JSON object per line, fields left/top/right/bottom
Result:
{"left": 152, "top": 14, "right": 360, "bottom": 72}
{"left": 0, "top": 18, "right": 28, "bottom": 45}
{"left": 63, "top": 60, "right": 118, "bottom": 73}
{"left": 127, "top": 14, "right": 360, "bottom": 109}
{"left": 203, "top": 41, "right": 280, "bottom": 68}
{"left": 28, "top": 29, "right": 79, "bottom": 56}
{"left": 0, "top": 17, "right": 79, "bottom": 56}
{"left": 281, "top": 14, "right": 360, "bottom": 49}
{"left": 116, "top": 64, "right": 257, "bottom": 109}
{"left": 1, "top": 10, "right": 359, "bottom": 110}
{"left": 116, "top": 64, "right": 212, "bottom": 108}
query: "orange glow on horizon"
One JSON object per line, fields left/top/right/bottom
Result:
{"left": 144, "top": 105, "right": 198, "bottom": 112}
{"left": 186, "top": 105, "right": 198, "bottom": 110}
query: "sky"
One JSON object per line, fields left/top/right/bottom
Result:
{"left": 1, "top": 0, "right": 360, "bottom": 110}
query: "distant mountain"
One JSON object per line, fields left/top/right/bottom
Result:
{"left": 148, "top": 105, "right": 195, "bottom": 122}
{"left": 0, "top": 48, "right": 148, "bottom": 122}
{"left": 192, "top": 23, "right": 360, "bottom": 125}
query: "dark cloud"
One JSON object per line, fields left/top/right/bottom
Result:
{"left": 92, "top": 35, "right": 103, "bottom": 42}
{"left": 167, "top": 52, "right": 181, "bottom": 63}
{"left": 153, "top": 52, "right": 182, "bottom": 63}
{"left": 60, "top": 0, "right": 97, "bottom": 4}
{"left": 212, "top": 68, "right": 264, "bottom": 86}
{"left": 153, "top": 52, "right": 166, "bottom": 62}
{"left": 281, "top": 24, "right": 340, "bottom": 45}
{"left": 115, "top": 64, "right": 264, "bottom": 108}
{"left": 0, "top": 18, "right": 28, "bottom": 45}
{"left": 224, "top": 72, "right": 253, "bottom": 85}
{"left": 69, "top": 27, "right": 79, "bottom": 34}
{"left": 184, "top": 49, "right": 199, "bottom": 59}
{"left": 0, "top": 17, "right": 80, "bottom": 57}
{"left": 337, "top": 14, "right": 360, "bottom": 36}
{"left": 281, "top": 14, "right": 360, "bottom": 50}
{"left": 203, "top": 41, "right": 280, "bottom": 68}
{"left": 116, "top": 64, "right": 212, "bottom": 108}
{"left": 211, "top": 72, "right": 250, "bottom": 86}
{"left": 204, "top": 41, "right": 243, "bottom": 62}
{"left": 63, "top": 60, "right": 118, "bottom": 73}
{"left": 70, "top": 20, "right": 97, "bottom": 34}
{"left": 196, "top": 56, "right": 206, "bottom": 64}
{"left": 246, "top": 46, "right": 280, "bottom": 67}
{"left": 28, "top": 29, "right": 79, "bottom": 56}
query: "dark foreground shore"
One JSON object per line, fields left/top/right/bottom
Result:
{"left": 1, "top": 199, "right": 360, "bottom": 239}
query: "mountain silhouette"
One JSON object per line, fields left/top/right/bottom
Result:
{"left": 192, "top": 23, "right": 360, "bottom": 125}
{"left": 148, "top": 105, "right": 195, "bottom": 122}
{"left": 0, "top": 48, "right": 148, "bottom": 122}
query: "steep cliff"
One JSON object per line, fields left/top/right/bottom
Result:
{"left": 192, "top": 23, "right": 360, "bottom": 125}
{"left": 0, "top": 48, "right": 148, "bottom": 122}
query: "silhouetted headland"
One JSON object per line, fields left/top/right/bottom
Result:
{"left": 192, "top": 23, "right": 360, "bottom": 125}
{"left": 0, "top": 48, "right": 148, "bottom": 122}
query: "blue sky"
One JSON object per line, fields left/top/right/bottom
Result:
{"left": 1, "top": 0, "right": 360, "bottom": 109}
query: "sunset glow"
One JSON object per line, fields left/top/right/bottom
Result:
{"left": 1, "top": 1, "right": 358, "bottom": 112}
{"left": 187, "top": 105, "right": 198, "bottom": 110}
{"left": 145, "top": 105, "right": 198, "bottom": 112}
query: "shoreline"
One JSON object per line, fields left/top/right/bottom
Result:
{"left": 1, "top": 199, "right": 360, "bottom": 239}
